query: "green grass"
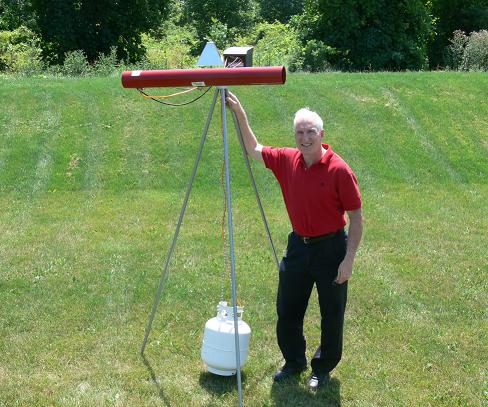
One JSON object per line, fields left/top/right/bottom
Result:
{"left": 0, "top": 72, "right": 487, "bottom": 406}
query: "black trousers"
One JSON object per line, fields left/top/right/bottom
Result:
{"left": 276, "top": 230, "right": 348, "bottom": 375}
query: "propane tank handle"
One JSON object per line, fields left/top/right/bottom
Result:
{"left": 216, "top": 301, "right": 244, "bottom": 320}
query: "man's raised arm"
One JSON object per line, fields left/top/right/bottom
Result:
{"left": 226, "top": 91, "right": 264, "bottom": 164}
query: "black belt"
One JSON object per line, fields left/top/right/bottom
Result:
{"left": 296, "top": 229, "right": 343, "bottom": 245}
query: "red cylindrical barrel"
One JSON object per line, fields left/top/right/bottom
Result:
{"left": 121, "top": 66, "right": 286, "bottom": 88}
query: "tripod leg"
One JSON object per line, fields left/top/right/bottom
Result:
{"left": 220, "top": 88, "right": 243, "bottom": 407}
{"left": 140, "top": 89, "right": 220, "bottom": 355}
{"left": 229, "top": 107, "right": 280, "bottom": 270}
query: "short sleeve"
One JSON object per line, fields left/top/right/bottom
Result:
{"left": 262, "top": 146, "right": 280, "bottom": 170}
{"left": 337, "top": 168, "right": 362, "bottom": 211}
{"left": 261, "top": 146, "right": 286, "bottom": 180}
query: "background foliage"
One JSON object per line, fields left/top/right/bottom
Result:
{"left": 0, "top": 0, "right": 487, "bottom": 72}
{"left": 445, "top": 29, "right": 488, "bottom": 70}
{"left": 300, "top": 0, "right": 432, "bottom": 70}
{"left": 29, "top": 0, "right": 168, "bottom": 64}
{"left": 0, "top": 0, "right": 37, "bottom": 31}
{"left": 428, "top": 0, "right": 488, "bottom": 67}
{"left": 183, "top": 0, "right": 259, "bottom": 52}
{"left": 0, "top": 25, "right": 42, "bottom": 74}
{"left": 237, "top": 22, "right": 303, "bottom": 70}
{"left": 258, "top": 0, "right": 304, "bottom": 23}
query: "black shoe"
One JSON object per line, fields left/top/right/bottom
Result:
{"left": 273, "top": 364, "right": 307, "bottom": 382}
{"left": 308, "top": 372, "right": 330, "bottom": 391}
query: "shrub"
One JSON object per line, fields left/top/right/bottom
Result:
{"left": 294, "top": 39, "right": 338, "bottom": 72}
{"left": 445, "top": 30, "right": 469, "bottom": 70}
{"left": 446, "top": 29, "right": 488, "bottom": 71}
{"left": 142, "top": 23, "right": 197, "bottom": 69}
{"left": 92, "top": 46, "right": 119, "bottom": 76}
{"left": 428, "top": 0, "right": 488, "bottom": 68}
{"left": 463, "top": 30, "right": 488, "bottom": 71}
{"left": 236, "top": 21, "right": 337, "bottom": 72}
{"left": 44, "top": 63, "right": 62, "bottom": 76}
{"left": 238, "top": 22, "right": 302, "bottom": 69}
{"left": 0, "top": 26, "right": 44, "bottom": 75}
{"left": 62, "top": 50, "right": 90, "bottom": 76}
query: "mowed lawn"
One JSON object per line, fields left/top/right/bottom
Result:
{"left": 0, "top": 72, "right": 487, "bottom": 407}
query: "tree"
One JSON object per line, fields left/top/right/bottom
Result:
{"left": 302, "top": 0, "right": 432, "bottom": 70}
{"left": 0, "top": 0, "right": 36, "bottom": 30}
{"left": 428, "top": 0, "right": 488, "bottom": 68}
{"left": 183, "top": 0, "right": 259, "bottom": 52}
{"left": 258, "top": 0, "right": 304, "bottom": 23}
{"left": 30, "top": 0, "right": 169, "bottom": 64}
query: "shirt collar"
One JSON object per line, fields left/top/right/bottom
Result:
{"left": 298, "top": 144, "right": 333, "bottom": 167}
{"left": 319, "top": 144, "right": 333, "bottom": 165}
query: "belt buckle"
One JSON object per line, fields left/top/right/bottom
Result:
{"left": 303, "top": 236, "right": 310, "bottom": 244}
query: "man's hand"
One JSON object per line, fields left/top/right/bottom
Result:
{"left": 334, "top": 257, "right": 354, "bottom": 284}
{"left": 226, "top": 91, "right": 243, "bottom": 115}
{"left": 224, "top": 91, "right": 264, "bottom": 163}
{"left": 334, "top": 208, "right": 363, "bottom": 285}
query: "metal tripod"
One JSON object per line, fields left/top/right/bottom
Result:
{"left": 140, "top": 87, "right": 280, "bottom": 407}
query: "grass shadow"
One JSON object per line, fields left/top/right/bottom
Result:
{"left": 271, "top": 376, "right": 341, "bottom": 407}
{"left": 198, "top": 370, "right": 248, "bottom": 396}
{"left": 141, "top": 353, "right": 173, "bottom": 407}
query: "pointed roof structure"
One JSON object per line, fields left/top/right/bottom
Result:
{"left": 197, "top": 41, "right": 224, "bottom": 67}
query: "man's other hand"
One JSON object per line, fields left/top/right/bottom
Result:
{"left": 334, "top": 257, "right": 353, "bottom": 284}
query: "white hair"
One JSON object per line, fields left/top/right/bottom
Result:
{"left": 293, "top": 108, "right": 323, "bottom": 132}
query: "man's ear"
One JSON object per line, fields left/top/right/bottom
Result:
{"left": 320, "top": 129, "right": 325, "bottom": 138}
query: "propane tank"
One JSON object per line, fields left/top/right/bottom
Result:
{"left": 201, "top": 301, "right": 251, "bottom": 376}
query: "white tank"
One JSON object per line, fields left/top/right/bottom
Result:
{"left": 201, "top": 301, "right": 251, "bottom": 376}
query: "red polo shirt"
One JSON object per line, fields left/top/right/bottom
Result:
{"left": 262, "top": 144, "right": 362, "bottom": 237}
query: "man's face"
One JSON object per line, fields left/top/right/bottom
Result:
{"left": 294, "top": 119, "right": 324, "bottom": 156}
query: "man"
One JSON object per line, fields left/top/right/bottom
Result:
{"left": 226, "top": 91, "right": 363, "bottom": 391}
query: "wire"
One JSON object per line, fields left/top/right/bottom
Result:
{"left": 228, "top": 58, "right": 244, "bottom": 68}
{"left": 139, "top": 87, "right": 199, "bottom": 99}
{"left": 224, "top": 56, "right": 244, "bottom": 68}
{"left": 137, "top": 86, "right": 212, "bottom": 106}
